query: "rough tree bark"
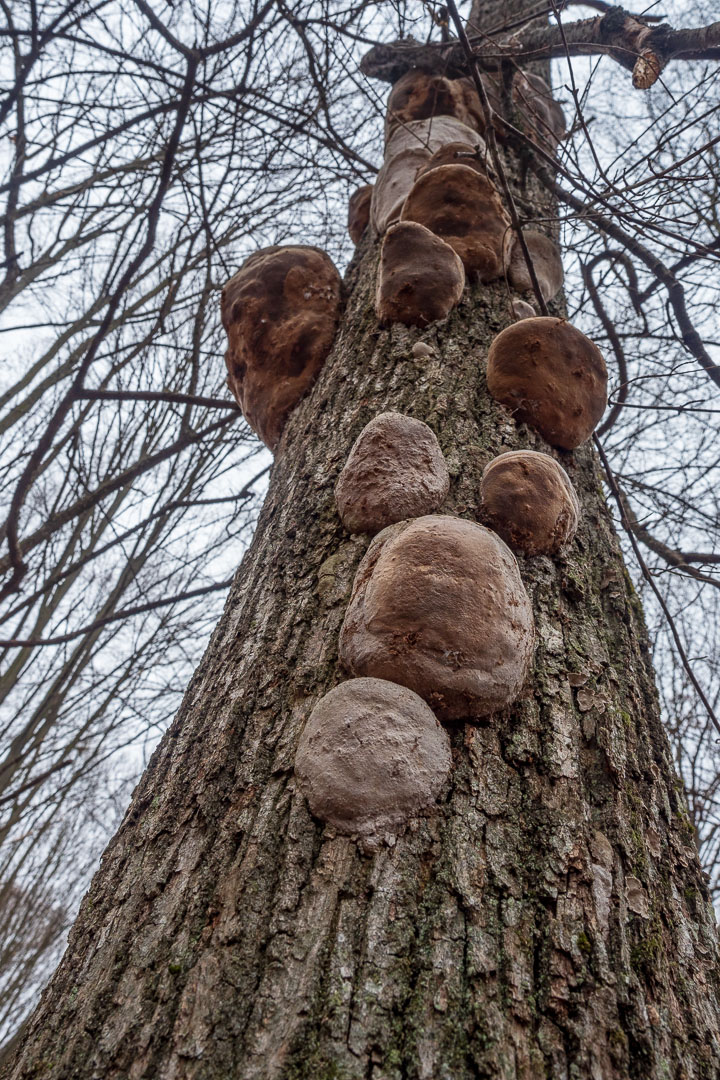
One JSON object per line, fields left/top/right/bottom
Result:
{"left": 5, "top": 1, "right": 720, "bottom": 1078}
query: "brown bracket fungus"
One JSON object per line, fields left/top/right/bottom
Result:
{"left": 401, "top": 164, "right": 512, "bottom": 281}
{"left": 385, "top": 69, "right": 484, "bottom": 139}
{"left": 348, "top": 185, "right": 373, "bottom": 244}
{"left": 375, "top": 221, "right": 465, "bottom": 328}
{"left": 335, "top": 410, "right": 450, "bottom": 535}
{"left": 486, "top": 316, "right": 608, "bottom": 450}
{"left": 371, "top": 117, "right": 483, "bottom": 235}
{"left": 294, "top": 677, "right": 451, "bottom": 838}
{"left": 480, "top": 450, "right": 580, "bottom": 557}
{"left": 221, "top": 245, "right": 342, "bottom": 451}
{"left": 508, "top": 231, "right": 564, "bottom": 302}
{"left": 512, "top": 72, "right": 566, "bottom": 153}
{"left": 339, "top": 515, "right": 535, "bottom": 721}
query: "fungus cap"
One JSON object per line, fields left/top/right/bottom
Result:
{"left": 336, "top": 410, "right": 450, "bottom": 535}
{"left": 480, "top": 450, "right": 580, "bottom": 556}
{"left": 511, "top": 299, "right": 536, "bottom": 321}
{"left": 400, "top": 164, "right": 512, "bottom": 281}
{"left": 415, "top": 140, "right": 487, "bottom": 179}
{"left": 385, "top": 70, "right": 484, "bottom": 139}
{"left": 486, "top": 317, "right": 607, "bottom": 450}
{"left": 372, "top": 117, "right": 482, "bottom": 234}
{"left": 348, "top": 185, "right": 373, "bottom": 244}
{"left": 508, "top": 231, "right": 564, "bottom": 302}
{"left": 339, "top": 515, "right": 535, "bottom": 720}
{"left": 512, "top": 71, "right": 566, "bottom": 152}
{"left": 375, "top": 221, "right": 465, "bottom": 328}
{"left": 295, "top": 677, "right": 451, "bottom": 837}
{"left": 221, "top": 245, "right": 342, "bottom": 451}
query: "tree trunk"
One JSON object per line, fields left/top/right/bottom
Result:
{"left": 6, "top": 3, "right": 720, "bottom": 1078}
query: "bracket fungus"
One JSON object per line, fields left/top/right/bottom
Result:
{"left": 348, "top": 185, "right": 373, "bottom": 245}
{"left": 371, "top": 117, "right": 482, "bottom": 235}
{"left": 508, "top": 231, "right": 564, "bottom": 303}
{"left": 511, "top": 299, "right": 536, "bottom": 321}
{"left": 486, "top": 316, "right": 607, "bottom": 450}
{"left": 480, "top": 450, "right": 580, "bottom": 556}
{"left": 385, "top": 69, "right": 484, "bottom": 139}
{"left": 401, "top": 164, "right": 512, "bottom": 281}
{"left": 416, "top": 140, "right": 487, "bottom": 179}
{"left": 512, "top": 71, "right": 566, "bottom": 153}
{"left": 335, "top": 411, "right": 450, "bottom": 534}
{"left": 375, "top": 221, "right": 465, "bottom": 328}
{"left": 339, "top": 515, "right": 535, "bottom": 721}
{"left": 221, "top": 245, "right": 342, "bottom": 451}
{"left": 294, "top": 677, "right": 451, "bottom": 838}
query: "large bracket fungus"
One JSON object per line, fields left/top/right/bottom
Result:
{"left": 480, "top": 450, "right": 580, "bottom": 557}
{"left": 415, "top": 139, "right": 487, "bottom": 179}
{"left": 508, "top": 231, "right": 564, "bottom": 303}
{"left": 385, "top": 69, "right": 484, "bottom": 139}
{"left": 375, "top": 221, "right": 465, "bottom": 328}
{"left": 371, "top": 117, "right": 484, "bottom": 235}
{"left": 335, "top": 411, "right": 450, "bottom": 534}
{"left": 348, "top": 185, "right": 373, "bottom": 245}
{"left": 400, "top": 164, "right": 512, "bottom": 281}
{"left": 339, "top": 515, "right": 535, "bottom": 721}
{"left": 486, "top": 316, "right": 608, "bottom": 450}
{"left": 512, "top": 71, "right": 566, "bottom": 153}
{"left": 294, "top": 677, "right": 451, "bottom": 838}
{"left": 221, "top": 245, "right": 342, "bottom": 451}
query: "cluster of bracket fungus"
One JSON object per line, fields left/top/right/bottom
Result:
{"left": 375, "top": 222, "right": 465, "bottom": 327}
{"left": 216, "top": 55, "right": 610, "bottom": 841}
{"left": 336, "top": 411, "right": 450, "bottom": 534}
{"left": 401, "top": 164, "right": 512, "bottom": 281}
{"left": 339, "top": 516, "right": 535, "bottom": 721}
{"left": 508, "top": 231, "right": 564, "bottom": 303}
{"left": 385, "top": 69, "right": 484, "bottom": 138}
{"left": 487, "top": 317, "right": 608, "bottom": 449}
{"left": 348, "top": 185, "right": 373, "bottom": 245}
{"left": 371, "top": 116, "right": 484, "bottom": 235}
{"left": 221, "top": 245, "right": 342, "bottom": 450}
{"left": 480, "top": 451, "right": 580, "bottom": 556}
{"left": 294, "top": 677, "right": 451, "bottom": 838}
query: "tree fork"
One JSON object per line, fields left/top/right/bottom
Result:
{"left": 5, "top": 1, "right": 720, "bottom": 1078}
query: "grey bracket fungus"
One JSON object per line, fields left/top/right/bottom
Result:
{"left": 335, "top": 411, "right": 450, "bottom": 535}
{"left": 480, "top": 450, "right": 580, "bottom": 557}
{"left": 221, "top": 245, "right": 342, "bottom": 451}
{"left": 339, "top": 515, "right": 535, "bottom": 721}
{"left": 375, "top": 221, "right": 465, "bottom": 328}
{"left": 348, "top": 184, "right": 373, "bottom": 245}
{"left": 486, "top": 316, "right": 608, "bottom": 450}
{"left": 294, "top": 677, "right": 451, "bottom": 839}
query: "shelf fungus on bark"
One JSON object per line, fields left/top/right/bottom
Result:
{"left": 348, "top": 185, "right": 373, "bottom": 244}
{"left": 371, "top": 117, "right": 483, "bottom": 235}
{"left": 400, "top": 164, "right": 512, "bottom": 281}
{"left": 385, "top": 69, "right": 485, "bottom": 140}
{"left": 221, "top": 245, "right": 342, "bottom": 451}
{"left": 339, "top": 515, "right": 535, "bottom": 721}
{"left": 486, "top": 316, "right": 607, "bottom": 450}
{"left": 294, "top": 677, "right": 451, "bottom": 838}
{"left": 508, "top": 231, "right": 564, "bottom": 302}
{"left": 511, "top": 299, "right": 536, "bottom": 321}
{"left": 375, "top": 221, "right": 465, "bottom": 328}
{"left": 415, "top": 139, "right": 487, "bottom": 179}
{"left": 480, "top": 450, "right": 580, "bottom": 557}
{"left": 335, "top": 410, "right": 450, "bottom": 534}
{"left": 512, "top": 71, "right": 566, "bottom": 153}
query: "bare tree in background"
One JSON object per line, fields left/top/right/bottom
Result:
{"left": 1, "top": 0, "right": 720, "bottom": 1072}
